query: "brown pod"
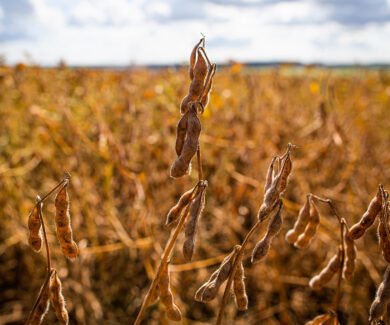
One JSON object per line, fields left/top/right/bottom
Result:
{"left": 55, "top": 183, "right": 79, "bottom": 260}
{"left": 165, "top": 186, "right": 196, "bottom": 226}
{"left": 309, "top": 252, "right": 341, "bottom": 290}
{"left": 183, "top": 183, "right": 207, "bottom": 261}
{"left": 197, "top": 246, "right": 240, "bottom": 302}
{"left": 28, "top": 196, "right": 43, "bottom": 252}
{"left": 285, "top": 195, "right": 311, "bottom": 244}
{"left": 378, "top": 213, "right": 390, "bottom": 263}
{"left": 294, "top": 200, "right": 320, "bottom": 249}
{"left": 180, "top": 49, "right": 209, "bottom": 114}
{"left": 170, "top": 106, "right": 201, "bottom": 178}
{"left": 194, "top": 269, "right": 219, "bottom": 302}
{"left": 233, "top": 258, "right": 248, "bottom": 311}
{"left": 27, "top": 282, "right": 50, "bottom": 325}
{"left": 200, "top": 64, "right": 216, "bottom": 109}
{"left": 264, "top": 157, "right": 277, "bottom": 193}
{"left": 180, "top": 80, "right": 204, "bottom": 115}
{"left": 50, "top": 272, "right": 69, "bottom": 325}
{"left": 348, "top": 187, "right": 382, "bottom": 240}
{"left": 189, "top": 38, "right": 204, "bottom": 80}
{"left": 257, "top": 184, "right": 279, "bottom": 222}
{"left": 278, "top": 154, "right": 292, "bottom": 194}
{"left": 369, "top": 265, "right": 390, "bottom": 323}
{"left": 175, "top": 112, "right": 189, "bottom": 156}
{"left": 158, "top": 263, "right": 182, "bottom": 322}
{"left": 193, "top": 48, "right": 208, "bottom": 82}
{"left": 252, "top": 201, "right": 283, "bottom": 263}
{"left": 343, "top": 232, "right": 356, "bottom": 280}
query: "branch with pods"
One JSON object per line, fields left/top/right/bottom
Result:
{"left": 25, "top": 173, "right": 77, "bottom": 325}
{"left": 134, "top": 36, "right": 216, "bottom": 324}
{"left": 285, "top": 184, "right": 390, "bottom": 324}
{"left": 195, "top": 144, "right": 295, "bottom": 325}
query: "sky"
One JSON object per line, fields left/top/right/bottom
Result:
{"left": 0, "top": 0, "right": 390, "bottom": 66}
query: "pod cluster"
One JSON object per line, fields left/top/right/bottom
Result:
{"left": 257, "top": 149, "right": 293, "bottom": 222}
{"left": 195, "top": 246, "right": 240, "bottom": 303}
{"left": 27, "top": 271, "right": 69, "bottom": 325}
{"left": 194, "top": 145, "right": 294, "bottom": 316}
{"left": 27, "top": 179, "right": 79, "bottom": 260}
{"left": 285, "top": 196, "right": 320, "bottom": 249}
{"left": 165, "top": 181, "right": 208, "bottom": 262}
{"left": 170, "top": 38, "right": 216, "bottom": 178}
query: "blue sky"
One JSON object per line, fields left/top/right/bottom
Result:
{"left": 0, "top": 0, "right": 390, "bottom": 65}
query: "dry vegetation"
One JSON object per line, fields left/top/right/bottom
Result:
{"left": 0, "top": 56, "right": 390, "bottom": 324}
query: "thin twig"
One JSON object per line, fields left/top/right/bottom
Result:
{"left": 37, "top": 198, "right": 51, "bottom": 274}
{"left": 39, "top": 178, "right": 68, "bottom": 203}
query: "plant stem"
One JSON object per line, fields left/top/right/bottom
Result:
{"left": 215, "top": 220, "right": 263, "bottom": 325}
{"left": 134, "top": 200, "right": 194, "bottom": 325}
{"left": 39, "top": 177, "right": 68, "bottom": 203}
{"left": 37, "top": 200, "right": 51, "bottom": 273}
{"left": 25, "top": 269, "right": 54, "bottom": 324}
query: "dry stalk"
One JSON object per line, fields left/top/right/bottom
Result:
{"left": 214, "top": 147, "right": 294, "bottom": 324}
{"left": 25, "top": 173, "right": 75, "bottom": 325}
{"left": 134, "top": 36, "right": 216, "bottom": 324}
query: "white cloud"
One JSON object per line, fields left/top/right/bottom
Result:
{"left": 0, "top": 0, "right": 389, "bottom": 65}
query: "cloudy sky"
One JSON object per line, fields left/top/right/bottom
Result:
{"left": 1, "top": 0, "right": 390, "bottom": 66}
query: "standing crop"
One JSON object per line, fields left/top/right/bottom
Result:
{"left": 195, "top": 144, "right": 294, "bottom": 325}
{"left": 134, "top": 37, "right": 216, "bottom": 324}
{"left": 25, "top": 173, "right": 76, "bottom": 325}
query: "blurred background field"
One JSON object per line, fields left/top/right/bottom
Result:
{"left": 0, "top": 64, "right": 390, "bottom": 324}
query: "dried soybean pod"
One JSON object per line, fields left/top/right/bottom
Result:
{"left": 264, "top": 157, "right": 277, "bottom": 193}
{"left": 200, "top": 63, "right": 216, "bottom": 109}
{"left": 55, "top": 183, "right": 79, "bottom": 260}
{"left": 28, "top": 196, "right": 43, "bottom": 252}
{"left": 278, "top": 153, "right": 292, "bottom": 194}
{"left": 175, "top": 112, "right": 189, "bottom": 156}
{"left": 309, "top": 252, "right": 341, "bottom": 290}
{"left": 193, "top": 48, "right": 208, "bottom": 81}
{"left": 170, "top": 105, "right": 201, "bottom": 178}
{"left": 189, "top": 37, "right": 204, "bottom": 80}
{"left": 257, "top": 179, "right": 279, "bottom": 221}
{"left": 165, "top": 186, "right": 196, "bottom": 226}
{"left": 194, "top": 268, "right": 219, "bottom": 302}
{"left": 252, "top": 201, "right": 283, "bottom": 263}
{"left": 295, "top": 199, "right": 320, "bottom": 249}
{"left": 233, "top": 258, "right": 248, "bottom": 311}
{"left": 348, "top": 187, "right": 382, "bottom": 240}
{"left": 343, "top": 231, "right": 356, "bottom": 280}
{"left": 378, "top": 216, "right": 390, "bottom": 263}
{"left": 158, "top": 262, "right": 182, "bottom": 322}
{"left": 27, "top": 281, "right": 50, "bottom": 325}
{"left": 180, "top": 49, "right": 209, "bottom": 115}
{"left": 257, "top": 152, "right": 291, "bottom": 221}
{"left": 183, "top": 182, "right": 207, "bottom": 261}
{"left": 199, "top": 246, "right": 240, "bottom": 302}
{"left": 285, "top": 195, "right": 311, "bottom": 244}
{"left": 369, "top": 265, "right": 390, "bottom": 323}
{"left": 50, "top": 271, "right": 69, "bottom": 325}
